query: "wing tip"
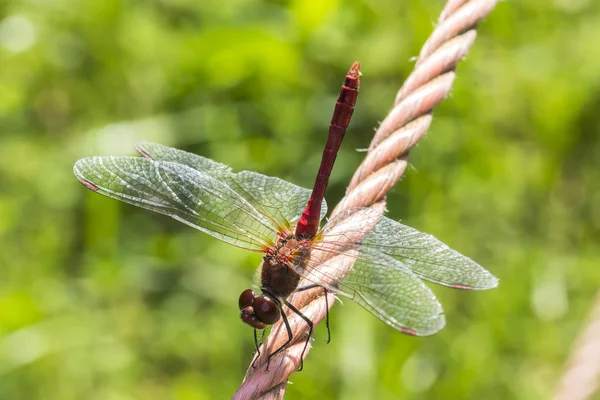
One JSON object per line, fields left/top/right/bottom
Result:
{"left": 398, "top": 302, "right": 446, "bottom": 337}
{"left": 473, "top": 273, "right": 499, "bottom": 290}
{"left": 73, "top": 158, "right": 86, "bottom": 179}
{"left": 73, "top": 158, "right": 100, "bottom": 191}
{"left": 134, "top": 141, "right": 155, "bottom": 159}
{"left": 410, "top": 313, "right": 446, "bottom": 337}
{"left": 452, "top": 269, "right": 499, "bottom": 291}
{"left": 401, "top": 327, "right": 419, "bottom": 336}
{"left": 79, "top": 178, "right": 100, "bottom": 191}
{"left": 487, "top": 275, "right": 500, "bottom": 289}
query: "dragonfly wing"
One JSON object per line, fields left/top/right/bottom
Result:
{"left": 283, "top": 207, "right": 444, "bottom": 335}
{"left": 291, "top": 206, "right": 495, "bottom": 335}
{"left": 339, "top": 248, "right": 445, "bottom": 335}
{"left": 73, "top": 156, "right": 277, "bottom": 251}
{"left": 135, "top": 142, "right": 327, "bottom": 231}
{"left": 299, "top": 244, "right": 445, "bottom": 336}
{"left": 232, "top": 170, "right": 326, "bottom": 230}
{"left": 135, "top": 141, "right": 232, "bottom": 176}
{"left": 361, "top": 215, "right": 498, "bottom": 290}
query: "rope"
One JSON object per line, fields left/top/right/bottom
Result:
{"left": 554, "top": 291, "right": 600, "bottom": 400}
{"left": 233, "top": 1, "right": 498, "bottom": 398}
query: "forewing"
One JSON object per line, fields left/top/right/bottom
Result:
{"left": 135, "top": 141, "right": 232, "bottom": 176}
{"left": 362, "top": 216, "right": 498, "bottom": 290}
{"left": 73, "top": 156, "right": 277, "bottom": 250}
{"left": 135, "top": 142, "right": 327, "bottom": 231}
{"left": 232, "top": 170, "right": 325, "bottom": 230}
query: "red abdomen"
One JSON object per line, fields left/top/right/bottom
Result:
{"left": 295, "top": 62, "right": 362, "bottom": 238}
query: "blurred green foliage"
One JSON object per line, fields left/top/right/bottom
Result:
{"left": 1, "top": 0, "right": 600, "bottom": 399}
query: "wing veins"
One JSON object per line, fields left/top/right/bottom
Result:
{"left": 222, "top": 178, "right": 288, "bottom": 233}
{"left": 76, "top": 157, "right": 271, "bottom": 250}
{"left": 173, "top": 167, "right": 276, "bottom": 245}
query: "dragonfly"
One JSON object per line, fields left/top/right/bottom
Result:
{"left": 73, "top": 62, "right": 498, "bottom": 368}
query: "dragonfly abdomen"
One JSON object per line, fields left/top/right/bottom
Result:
{"left": 295, "top": 62, "right": 361, "bottom": 239}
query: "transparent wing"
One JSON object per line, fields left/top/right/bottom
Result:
{"left": 306, "top": 245, "right": 446, "bottom": 335}
{"left": 135, "top": 141, "right": 232, "bottom": 176}
{"left": 361, "top": 216, "right": 498, "bottom": 290}
{"left": 291, "top": 207, "right": 496, "bottom": 335}
{"left": 73, "top": 156, "right": 278, "bottom": 251}
{"left": 135, "top": 141, "right": 327, "bottom": 232}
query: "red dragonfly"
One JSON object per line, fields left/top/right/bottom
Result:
{"left": 74, "top": 62, "right": 497, "bottom": 367}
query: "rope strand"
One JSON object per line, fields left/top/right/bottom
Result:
{"left": 233, "top": 1, "right": 498, "bottom": 398}
{"left": 554, "top": 291, "right": 600, "bottom": 400}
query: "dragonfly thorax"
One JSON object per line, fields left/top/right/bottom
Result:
{"left": 238, "top": 234, "right": 312, "bottom": 330}
{"left": 261, "top": 234, "right": 311, "bottom": 298}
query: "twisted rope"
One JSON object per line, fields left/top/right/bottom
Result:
{"left": 233, "top": 0, "right": 498, "bottom": 398}
{"left": 554, "top": 291, "right": 600, "bottom": 400}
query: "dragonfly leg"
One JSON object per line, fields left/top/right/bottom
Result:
{"left": 251, "top": 329, "right": 261, "bottom": 369}
{"left": 323, "top": 288, "right": 330, "bottom": 344}
{"left": 296, "top": 284, "right": 331, "bottom": 344}
{"left": 266, "top": 306, "right": 294, "bottom": 371}
{"left": 283, "top": 299, "right": 313, "bottom": 372}
{"left": 260, "top": 328, "right": 266, "bottom": 345}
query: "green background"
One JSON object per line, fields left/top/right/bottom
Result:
{"left": 1, "top": 0, "right": 599, "bottom": 399}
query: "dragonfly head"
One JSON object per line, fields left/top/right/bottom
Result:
{"left": 239, "top": 289, "right": 281, "bottom": 329}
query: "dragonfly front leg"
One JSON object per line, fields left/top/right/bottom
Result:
{"left": 296, "top": 284, "right": 330, "bottom": 343}
{"left": 251, "top": 328, "right": 265, "bottom": 369}
{"left": 282, "top": 300, "right": 313, "bottom": 372}
{"left": 266, "top": 305, "right": 294, "bottom": 371}
{"left": 265, "top": 301, "right": 314, "bottom": 372}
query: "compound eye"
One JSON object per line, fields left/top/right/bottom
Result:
{"left": 254, "top": 295, "right": 281, "bottom": 325}
{"left": 238, "top": 289, "right": 256, "bottom": 310}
